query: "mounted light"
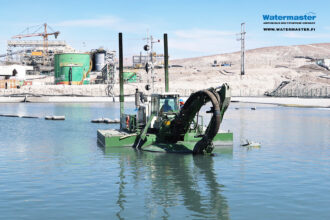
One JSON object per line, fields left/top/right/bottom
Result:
{"left": 143, "top": 45, "right": 150, "bottom": 51}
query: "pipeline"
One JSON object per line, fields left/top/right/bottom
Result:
{"left": 79, "top": 58, "right": 93, "bottom": 85}
{"left": 169, "top": 84, "right": 230, "bottom": 154}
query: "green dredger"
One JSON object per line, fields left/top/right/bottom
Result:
{"left": 97, "top": 33, "right": 233, "bottom": 154}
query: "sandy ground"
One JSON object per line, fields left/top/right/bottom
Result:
{"left": 163, "top": 43, "right": 330, "bottom": 96}
{"left": 1, "top": 43, "right": 329, "bottom": 98}
{"left": 231, "top": 97, "right": 330, "bottom": 108}
{"left": 0, "top": 95, "right": 329, "bottom": 108}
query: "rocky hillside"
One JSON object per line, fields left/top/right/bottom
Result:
{"left": 155, "top": 43, "right": 330, "bottom": 96}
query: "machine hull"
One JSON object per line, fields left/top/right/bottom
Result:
{"left": 97, "top": 129, "right": 233, "bottom": 153}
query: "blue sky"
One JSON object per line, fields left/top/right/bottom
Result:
{"left": 0, "top": 0, "right": 330, "bottom": 58}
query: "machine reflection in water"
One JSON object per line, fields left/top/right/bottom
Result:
{"left": 99, "top": 145, "right": 231, "bottom": 219}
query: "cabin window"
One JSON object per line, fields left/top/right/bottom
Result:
{"left": 159, "top": 97, "right": 178, "bottom": 113}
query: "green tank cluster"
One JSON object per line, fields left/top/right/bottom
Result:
{"left": 54, "top": 53, "right": 91, "bottom": 85}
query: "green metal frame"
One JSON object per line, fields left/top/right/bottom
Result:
{"left": 98, "top": 129, "right": 233, "bottom": 153}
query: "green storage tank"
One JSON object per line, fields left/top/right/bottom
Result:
{"left": 54, "top": 53, "right": 91, "bottom": 85}
{"left": 123, "top": 72, "right": 137, "bottom": 83}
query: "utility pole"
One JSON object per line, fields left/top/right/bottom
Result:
{"left": 143, "top": 31, "right": 151, "bottom": 88}
{"left": 164, "top": 33, "right": 169, "bottom": 92}
{"left": 119, "top": 33, "right": 124, "bottom": 129}
{"left": 143, "top": 31, "right": 160, "bottom": 93}
{"left": 150, "top": 35, "right": 155, "bottom": 92}
{"left": 237, "top": 23, "right": 246, "bottom": 76}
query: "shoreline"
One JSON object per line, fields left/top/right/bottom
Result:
{"left": 0, "top": 95, "right": 329, "bottom": 108}
{"left": 231, "top": 97, "right": 330, "bottom": 108}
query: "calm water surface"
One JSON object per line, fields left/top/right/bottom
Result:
{"left": 0, "top": 102, "right": 329, "bottom": 219}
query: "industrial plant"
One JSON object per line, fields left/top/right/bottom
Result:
{"left": 0, "top": 23, "right": 329, "bottom": 100}
{"left": 0, "top": 23, "right": 170, "bottom": 100}
{"left": 0, "top": 23, "right": 119, "bottom": 93}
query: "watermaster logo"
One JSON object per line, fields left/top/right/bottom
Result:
{"left": 263, "top": 12, "right": 316, "bottom": 31}
{"left": 263, "top": 13, "right": 316, "bottom": 21}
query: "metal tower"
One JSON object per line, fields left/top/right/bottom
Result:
{"left": 237, "top": 23, "right": 246, "bottom": 75}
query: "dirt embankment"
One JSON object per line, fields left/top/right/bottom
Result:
{"left": 1, "top": 43, "right": 330, "bottom": 97}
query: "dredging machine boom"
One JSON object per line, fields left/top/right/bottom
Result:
{"left": 161, "top": 84, "right": 230, "bottom": 153}
{"left": 132, "top": 83, "right": 231, "bottom": 154}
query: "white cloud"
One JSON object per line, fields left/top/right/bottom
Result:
{"left": 173, "top": 29, "right": 236, "bottom": 39}
{"left": 53, "top": 18, "right": 261, "bottom": 58}
{"left": 282, "top": 32, "right": 330, "bottom": 39}
{"left": 169, "top": 28, "right": 238, "bottom": 55}
{"left": 55, "top": 16, "right": 149, "bottom": 32}
{"left": 56, "top": 16, "right": 120, "bottom": 27}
